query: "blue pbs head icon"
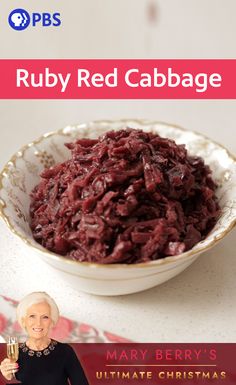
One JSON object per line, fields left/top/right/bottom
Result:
{"left": 8, "top": 9, "right": 30, "bottom": 30}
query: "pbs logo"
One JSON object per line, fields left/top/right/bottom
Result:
{"left": 8, "top": 9, "right": 30, "bottom": 30}
{"left": 8, "top": 8, "right": 61, "bottom": 30}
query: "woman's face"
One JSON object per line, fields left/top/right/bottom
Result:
{"left": 22, "top": 301, "right": 54, "bottom": 340}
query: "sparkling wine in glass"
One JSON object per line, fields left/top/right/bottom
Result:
{"left": 7, "top": 336, "right": 19, "bottom": 378}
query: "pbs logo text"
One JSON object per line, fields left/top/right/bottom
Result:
{"left": 8, "top": 9, "right": 61, "bottom": 31}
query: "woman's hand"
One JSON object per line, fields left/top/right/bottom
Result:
{"left": 0, "top": 358, "right": 19, "bottom": 380}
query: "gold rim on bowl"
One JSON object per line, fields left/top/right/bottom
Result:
{"left": 0, "top": 119, "right": 236, "bottom": 270}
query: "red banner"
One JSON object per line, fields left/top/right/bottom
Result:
{"left": 0, "top": 59, "right": 235, "bottom": 99}
{"left": 0, "top": 343, "right": 236, "bottom": 384}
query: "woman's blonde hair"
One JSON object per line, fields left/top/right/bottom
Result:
{"left": 16, "top": 292, "right": 60, "bottom": 327}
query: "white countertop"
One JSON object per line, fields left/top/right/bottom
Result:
{"left": 0, "top": 218, "right": 236, "bottom": 342}
{"left": 0, "top": 100, "right": 236, "bottom": 342}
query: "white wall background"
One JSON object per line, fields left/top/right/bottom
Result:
{"left": 0, "top": 0, "right": 236, "bottom": 59}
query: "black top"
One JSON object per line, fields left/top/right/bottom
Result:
{"left": 15, "top": 340, "right": 89, "bottom": 385}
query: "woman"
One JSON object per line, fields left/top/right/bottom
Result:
{"left": 0, "top": 292, "right": 89, "bottom": 385}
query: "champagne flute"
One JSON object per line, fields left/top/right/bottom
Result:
{"left": 7, "top": 336, "right": 19, "bottom": 378}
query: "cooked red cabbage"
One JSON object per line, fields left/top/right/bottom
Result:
{"left": 30, "top": 128, "right": 220, "bottom": 264}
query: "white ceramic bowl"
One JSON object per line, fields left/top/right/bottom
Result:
{"left": 0, "top": 120, "right": 236, "bottom": 296}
